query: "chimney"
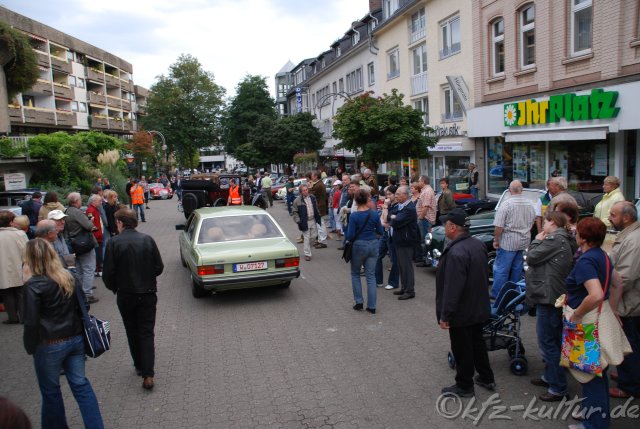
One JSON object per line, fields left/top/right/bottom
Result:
{"left": 369, "top": 0, "right": 382, "bottom": 12}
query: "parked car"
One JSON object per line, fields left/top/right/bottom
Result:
{"left": 176, "top": 206, "right": 300, "bottom": 298}
{"left": 0, "top": 189, "right": 46, "bottom": 207}
{"left": 423, "top": 189, "right": 601, "bottom": 280}
{"left": 276, "top": 178, "right": 307, "bottom": 200}
{"left": 180, "top": 173, "right": 267, "bottom": 219}
{"left": 148, "top": 183, "right": 173, "bottom": 200}
{"left": 271, "top": 175, "right": 289, "bottom": 200}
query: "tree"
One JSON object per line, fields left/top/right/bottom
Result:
{"left": 126, "top": 131, "right": 154, "bottom": 158}
{"left": 332, "top": 90, "right": 437, "bottom": 168}
{"left": 269, "top": 112, "right": 323, "bottom": 165}
{"left": 143, "top": 54, "right": 225, "bottom": 169}
{"left": 223, "top": 74, "right": 276, "bottom": 166}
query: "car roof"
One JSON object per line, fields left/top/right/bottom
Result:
{"left": 195, "top": 206, "right": 269, "bottom": 217}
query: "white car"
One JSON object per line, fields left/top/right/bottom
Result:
{"left": 276, "top": 178, "right": 308, "bottom": 200}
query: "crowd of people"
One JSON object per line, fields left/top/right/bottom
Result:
{"left": 286, "top": 168, "right": 638, "bottom": 429}
{"left": 0, "top": 178, "right": 164, "bottom": 428}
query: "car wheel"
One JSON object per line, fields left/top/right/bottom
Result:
{"left": 191, "top": 277, "right": 211, "bottom": 298}
{"left": 182, "top": 193, "right": 199, "bottom": 218}
{"left": 180, "top": 251, "right": 187, "bottom": 267}
{"left": 487, "top": 251, "right": 496, "bottom": 284}
{"left": 213, "top": 198, "right": 226, "bottom": 207}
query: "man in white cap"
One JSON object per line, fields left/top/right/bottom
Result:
{"left": 35, "top": 211, "right": 74, "bottom": 269}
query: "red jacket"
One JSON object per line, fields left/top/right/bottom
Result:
{"left": 86, "top": 205, "right": 103, "bottom": 244}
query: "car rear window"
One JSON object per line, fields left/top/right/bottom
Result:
{"left": 198, "top": 214, "right": 283, "bottom": 243}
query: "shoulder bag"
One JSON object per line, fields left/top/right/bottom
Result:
{"left": 342, "top": 210, "right": 372, "bottom": 263}
{"left": 76, "top": 287, "right": 111, "bottom": 358}
{"left": 559, "top": 252, "right": 610, "bottom": 376}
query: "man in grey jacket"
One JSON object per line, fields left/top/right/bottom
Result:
{"left": 64, "top": 192, "right": 99, "bottom": 303}
{"left": 525, "top": 210, "right": 576, "bottom": 401}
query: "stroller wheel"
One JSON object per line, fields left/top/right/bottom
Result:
{"left": 447, "top": 351, "right": 456, "bottom": 369}
{"left": 507, "top": 340, "right": 526, "bottom": 358}
{"left": 510, "top": 356, "right": 528, "bottom": 376}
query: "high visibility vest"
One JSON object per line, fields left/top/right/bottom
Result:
{"left": 229, "top": 185, "right": 242, "bottom": 205}
{"left": 131, "top": 185, "right": 144, "bottom": 205}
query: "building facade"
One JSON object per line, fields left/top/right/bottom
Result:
{"left": 469, "top": 0, "right": 640, "bottom": 200}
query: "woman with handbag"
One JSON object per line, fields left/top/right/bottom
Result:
{"left": 563, "top": 217, "right": 630, "bottom": 429}
{"left": 345, "top": 189, "right": 383, "bottom": 314}
{"left": 22, "top": 238, "right": 104, "bottom": 429}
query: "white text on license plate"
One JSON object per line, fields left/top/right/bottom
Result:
{"left": 234, "top": 261, "right": 268, "bottom": 272}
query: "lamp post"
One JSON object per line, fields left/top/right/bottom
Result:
{"left": 310, "top": 91, "right": 353, "bottom": 173}
{"left": 147, "top": 130, "right": 167, "bottom": 175}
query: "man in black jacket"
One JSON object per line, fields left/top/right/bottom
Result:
{"left": 103, "top": 208, "right": 164, "bottom": 390}
{"left": 436, "top": 208, "right": 495, "bottom": 397}
{"left": 390, "top": 185, "right": 418, "bottom": 300}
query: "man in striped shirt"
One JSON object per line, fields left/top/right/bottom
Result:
{"left": 491, "top": 180, "right": 536, "bottom": 299}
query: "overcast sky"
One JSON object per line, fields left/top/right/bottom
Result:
{"left": 1, "top": 0, "right": 369, "bottom": 98}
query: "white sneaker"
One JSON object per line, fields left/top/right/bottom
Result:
{"left": 377, "top": 284, "right": 384, "bottom": 288}
{"left": 384, "top": 285, "right": 397, "bottom": 290}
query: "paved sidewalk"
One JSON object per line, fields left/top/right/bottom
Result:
{"left": 0, "top": 198, "right": 637, "bottom": 428}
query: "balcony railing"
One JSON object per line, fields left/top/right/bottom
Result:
{"left": 89, "top": 92, "right": 107, "bottom": 105}
{"left": 90, "top": 115, "right": 109, "bottom": 129}
{"left": 31, "top": 79, "right": 53, "bottom": 95}
{"left": 35, "top": 50, "right": 49, "bottom": 68}
{"left": 49, "top": 56, "right": 72, "bottom": 74}
{"left": 409, "top": 21, "right": 426, "bottom": 44}
{"left": 441, "top": 112, "right": 464, "bottom": 123}
{"left": 56, "top": 111, "right": 76, "bottom": 126}
{"left": 53, "top": 83, "right": 72, "bottom": 99}
{"left": 23, "top": 107, "right": 56, "bottom": 125}
{"left": 104, "top": 74, "right": 120, "bottom": 87}
{"left": 87, "top": 68, "right": 105, "bottom": 83}
{"left": 121, "top": 100, "right": 131, "bottom": 111}
{"left": 8, "top": 106, "right": 23, "bottom": 122}
{"left": 106, "top": 95, "right": 121, "bottom": 108}
{"left": 410, "top": 72, "right": 428, "bottom": 96}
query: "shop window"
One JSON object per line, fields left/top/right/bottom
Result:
{"left": 549, "top": 140, "right": 611, "bottom": 192}
{"left": 487, "top": 139, "right": 546, "bottom": 195}
{"left": 571, "top": 0, "right": 592, "bottom": 56}
{"left": 492, "top": 19, "right": 505, "bottom": 76}
{"left": 520, "top": 5, "right": 535, "bottom": 68}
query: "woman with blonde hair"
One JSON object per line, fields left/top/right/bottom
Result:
{"left": 22, "top": 238, "right": 104, "bottom": 429}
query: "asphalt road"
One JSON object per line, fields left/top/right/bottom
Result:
{"left": 1, "top": 197, "right": 637, "bottom": 428}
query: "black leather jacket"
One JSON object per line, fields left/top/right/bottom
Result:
{"left": 102, "top": 228, "right": 164, "bottom": 294}
{"left": 23, "top": 275, "right": 84, "bottom": 355}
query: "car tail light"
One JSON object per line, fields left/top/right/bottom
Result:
{"left": 275, "top": 257, "right": 299, "bottom": 268}
{"left": 198, "top": 264, "right": 224, "bottom": 275}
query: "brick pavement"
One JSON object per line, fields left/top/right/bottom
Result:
{"left": 1, "top": 198, "right": 637, "bottom": 428}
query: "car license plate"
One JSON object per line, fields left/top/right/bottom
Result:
{"left": 234, "top": 261, "right": 267, "bottom": 272}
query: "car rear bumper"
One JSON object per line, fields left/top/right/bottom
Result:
{"left": 194, "top": 269, "right": 300, "bottom": 291}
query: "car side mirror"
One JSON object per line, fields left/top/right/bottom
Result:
{"left": 175, "top": 224, "right": 185, "bottom": 231}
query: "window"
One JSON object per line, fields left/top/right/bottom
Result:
{"left": 443, "top": 86, "right": 462, "bottom": 122}
{"left": 367, "top": 62, "right": 375, "bottom": 86}
{"left": 412, "top": 44, "right": 427, "bottom": 75}
{"left": 571, "top": 0, "right": 592, "bottom": 55}
{"left": 66, "top": 51, "right": 74, "bottom": 62}
{"left": 440, "top": 15, "right": 461, "bottom": 58}
{"left": 414, "top": 98, "right": 429, "bottom": 125}
{"left": 71, "top": 101, "right": 79, "bottom": 111}
{"left": 77, "top": 78, "right": 85, "bottom": 88}
{"left": 352, "top": 31, "right": 360, "bottom": 45}
{"left": 338, "top": 78, "right": 344, "bottom": 93}
{"left": 346, "top": 68, "right": 363, "bottom": 94}
{"left": 492, "top": 19, "right": 505, "bottom": 75}
{"left": 335, "top": 45, "right": 341, "bottom": 57}
{"left": 388, "top": 48, "right": 400, "bottom": 79}
{"left": 321, "top": 58, "right": 326, "bottom": 67}
{"left": 410, "top": 8, "right": 426, "bottom": 43}
{"left": 79, "top": 102, "right": 87, "bottom": 113}
{"left": 22, "top": 95, "right": 35, "bottom": 107}
{"left": 315, "top": 85, "right": 330, "bottom": 106}
{"left": 332, "top": 81, "right": 337, "bottom": 94}
{"left": 69, "top": 75, "right": 77, "bottom": 86}
{"left": 383, "top": 0, "right": 399, "bottom": 19}
{"left": 520, "top": 5, "right": 535, "bottom": 67}
{"left": 368, "top": 19, "right": 377, "bottom": 34}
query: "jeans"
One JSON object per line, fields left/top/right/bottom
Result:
{"left": 350, "top": 239, "right": 379, "bottom": 309}
{"left": 76, "top": 250, "right": 96, "bottom": 298}
{"left": 286, "top": 195, "right": 295, "bottom": 215}
{"left": 328, "top": 206, "right": 336, "bottom": 230}
{"left": 117, "top": 292, "right": 157, "bottom": 377}
{"left": 375, "top": 232, "right": 398, "bottom": 287}
{"left": 133, "top": 203, "right": 146, "bottom": 221}
{"left": 535, "top": 304, "right": 567, "bottom": 395}
{"left": 95, "top": 232, "right": 108, "bottom": 272}
{"left": 616, "top": 316, "right": 640, "bottom": 395}
{"left": 491, "top": 248, "right": 524, "bottom": 298}
{"left": 470, "top": 186, "right": 479, "bottom": 200}
{"left": 579, "top": 370, "right": 610, "bottom": 429}
{"left": 33, "top": 335, "right": 104, "bottom": 429}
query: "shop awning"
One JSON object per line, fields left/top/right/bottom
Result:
{"left": 504, "top": 126, "right": 608, "bottom": 142}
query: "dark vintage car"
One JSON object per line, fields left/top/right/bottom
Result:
{"left": 180, "top": 173, "right": 267, "bottom": 219}
{"left": 423, "top": 189, "right": 602, "bottom": 279}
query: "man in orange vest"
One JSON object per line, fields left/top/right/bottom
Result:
{"left": 130, "top": 178, "right": 146, "bottom": 222}
{"left": 227, "top": 179, "right": 243, "bottom": 206}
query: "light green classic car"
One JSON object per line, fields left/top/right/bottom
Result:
{"left": 177, "top": 206, "right": 300, "bottom": 298}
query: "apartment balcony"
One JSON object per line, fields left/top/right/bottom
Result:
{"left": 90, "top": 115, "right": 109, "bottom": 129}
{"left": 35, "top": 51, "right": 49, "bottom": 68}
{"left": 106, "top": 95, "right": 121, "bottom": 108}
{"left": 89, "top": 92, "right": 107, "bottom": 105}
{"left": 122, "top": 119, "right": 133, "bottom": 132}
{"left": 121, "top": 100, "right": 131, "bottom": 111}
{"left": 137, "top": 104, "right": 146, "bottom": 115}
{"left": 87, "top": 68, "right": 105, "bottom": 83}
{"left": 53, "top": 83, "right": 73, "bottom": 99}
{"left": 409, "top": 23, "right": 426, "bottom": 45}
{"left": 49, "top": 56, "right": 72, "bottom": 74}
{"left": 31, "top": 79, "right": 53, "bottom": 95}
{"left": 120, "top": 80, "right": 134, "bottom": 92}
{"left": 23, "top": 107, "right": 56, "bottom": 125}
{"left": 104, "top": 74, "right": 120, "bottom": 88}
{"left": 8, "top": 106, "right": 23, "bottom": 122}
{"left": 411, "top": 72, "right": 428, "bottom": 96}
{"left": 56, "top": 110, "right": 77, "bottom": 127}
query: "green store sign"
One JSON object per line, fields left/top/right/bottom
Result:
{"left": 503, "top": 89, "right": 620, "bottom": 127}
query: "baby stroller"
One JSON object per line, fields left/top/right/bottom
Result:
{"left": 447, "top": 280, "right": 528, "bottom": 376}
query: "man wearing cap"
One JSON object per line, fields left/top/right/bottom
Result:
{"left": 35, "top": 216, "right": 73, "bottom": 269}
{"left": 261, "top": 172, "right": 273, "bottom": 208}
{"left": 436, "top": 208, "right": 495, "bottom": 397}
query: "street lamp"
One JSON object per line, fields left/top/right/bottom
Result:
{"left": 147, "top": 130, "right": 167, "bottom": 173}
{"left": 311, "top": 91, "right": 351, "bottom": 128}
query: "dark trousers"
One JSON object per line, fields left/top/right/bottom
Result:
{"left": 0, "top": 286, "right": 23, "bottom": 322}
{"left": 116, "top": 292, "right": 157, "bottom": 377}
{"left": 616, "top": 316, "right": 640, "bottom": 396}
{"left": 394, "top": 245, "right": 415, "bottom": 295}
{"left": 449, "top": 323, "right": 494, "bottom": 390}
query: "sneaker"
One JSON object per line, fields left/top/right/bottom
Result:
{"left": 474, "top": 375, "right": 496, "bottom": 391}
{"left": 441, "top": 384, "right": 474, "bottom": 397}
{"left": 314, "top": 243, "right": 327, "bottom": 249}
{"left": 377, "top": 284, "right": 384, "bottom": 288}
{"left": 385, "top": 285, "right": 398, "bottom": 290}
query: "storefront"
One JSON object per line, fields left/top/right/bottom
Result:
{"left": 424, "top": 124, "right": 476, "bottom": 193}
{"left": 468, "top": 81, "right": 640, "bottom": 200}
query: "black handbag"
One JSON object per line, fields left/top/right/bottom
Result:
{"left": 75, "top": 288, "right": 111, "bottom": 358}
{"left": 342, "top": 211, "right": 372, "bottom": 263}
{"left": 69, "top": 230, "right": 95, "bottom": 255}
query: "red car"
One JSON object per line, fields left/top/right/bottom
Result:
{"left": 149, "top": 182, "right": 173, "bottom": 199}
